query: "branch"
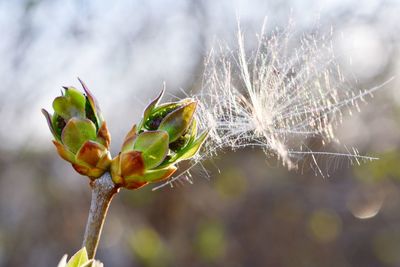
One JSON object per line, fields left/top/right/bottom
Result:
{"left": 82, "top": 172, "right": 119, "bottom": 259}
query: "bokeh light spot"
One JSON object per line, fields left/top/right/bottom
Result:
{"left": 335, "top": 24, "right": 389, "bottom": 80}
{"left": 195, "top": 221, "right": 226, "bottom": 262}
{"left": 129, "top": 227, "right": 170, "bottom": 267}
{"left": 308, "top": 209, "right": 342, "bottom": 243}
{"left": 346, "top": 186, "right": 384, "bottom": 220}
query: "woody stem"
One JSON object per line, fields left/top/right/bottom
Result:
{"left": 82, "top": 172, "right": 119, "bottom": 259}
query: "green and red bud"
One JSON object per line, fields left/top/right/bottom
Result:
{"left": 111, "top": 90, "right": 208, "bottom": 190}
{"left": 42, "top": 79, "right": 111, "bottom": 179}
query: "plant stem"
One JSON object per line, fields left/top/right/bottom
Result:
{"left": 82, "top": 172, "right": 119, "bottom": 259}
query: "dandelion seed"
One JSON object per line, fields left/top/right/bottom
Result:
{"left": 196, "top": 19, "right": 388, "bottom": 174}
{"left": 154, "top": 19, "right": 391, "bottom": 190}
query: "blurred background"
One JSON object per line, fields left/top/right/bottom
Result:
{"left": 1, "top": 0, "right": 400, "bottom": 266}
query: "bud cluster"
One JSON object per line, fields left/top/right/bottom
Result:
{"left": 42, "top": 79, "right": 111, "bottom": 179}
{"left": 111, "top": 90, "right": 208, "bottom": 189}
{"left": 43, "top": 80, "right": 207, "bottom": 189}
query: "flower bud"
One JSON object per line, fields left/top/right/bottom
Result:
{"left": 111, "top": 89, "right": 208, "bottom": 189}
{"left": 42, "top": 78, "right": 111, "bottom": 179}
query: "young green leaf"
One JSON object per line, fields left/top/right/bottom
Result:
{"left": 133, "top": 131, "right": 169, "bottom": 169}
{"left": 138, "top": 89, "right": 164, "bottom": 131}
{"left": 176, "top": 130, "right": 209, "bottom": 161}
{"left": 61, "top": 118, "right": 97, "bottom": 153}
{"left": 158, "top": 101, "right": 197, "bottom": 142}
{"left": 66, "top": 247, "right": 89, "bottom": 267}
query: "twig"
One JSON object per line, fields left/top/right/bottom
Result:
{"left": 82, "top": 172, "right": 119, "bottom": 259}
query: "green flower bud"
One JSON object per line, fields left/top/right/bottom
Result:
{"left": 57, "top": 247, "right": 103, "bottom": 267}
{"left": 42, "top": 78, "right": 111, "bottom": 179}
{"left": 111, "top": 89, "right": 208, "bottom": 190}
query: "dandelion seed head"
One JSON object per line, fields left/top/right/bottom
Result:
{"left": 195, "top": 19, "right": 384, "bottom": 173}
{"left": 154, "top": 19, "right": 390, "bottom": 190}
